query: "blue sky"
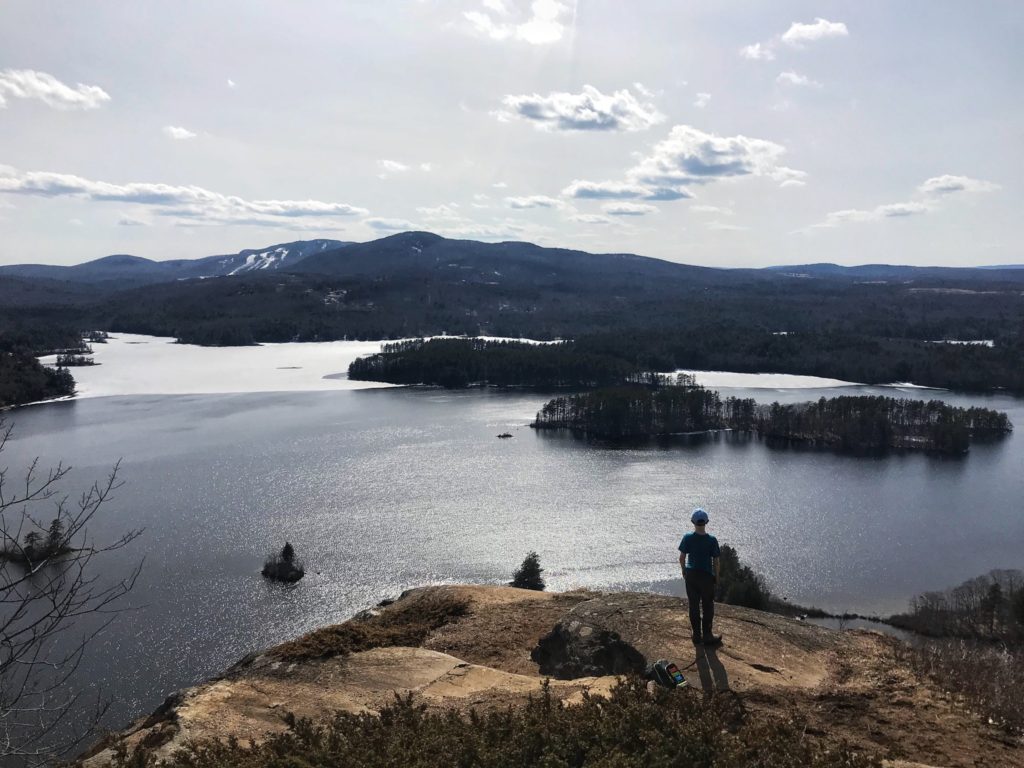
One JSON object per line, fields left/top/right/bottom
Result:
{"left": 0, "top": 1, "right": 1020, "bottom": 267}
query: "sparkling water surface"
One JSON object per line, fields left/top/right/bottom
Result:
{"left": 4, "top": 385, "right": 1022, "bottom": 730}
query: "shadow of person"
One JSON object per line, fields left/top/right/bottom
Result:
{"left": 694, "top": 646, "right": 731, "bottom": 693}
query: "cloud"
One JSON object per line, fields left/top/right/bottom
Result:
{"left": 0, "top": 69, "right": 110, "bottom": 110}
{"left": 227, "top": 79, "right": 237, "bottom": 89}
{"left": 416, "top": 202, "right": 463, "bottom": 219}
{"left": 739, "top": 43, "right": 775, "bottom": 61}
{"left": 163, "top": 125, "right": 197, "bottom": 140}
{"left": 628, "top": 125, "right": 796, "bottom": 189}
{"left": 602, "top": 202, "right": 657, "bottom": 216}
{"left": 918, "top": 175, "right": 1000, "bottom": 196}
{"left": 562, "top": 180, "right": 649, "bottom": 199}
{"left": 505, "top": 194, "right": 563, "bottom": 209}
{"left": 777, "top": 71, "right": 822, "bottom": 88}
{"left": 693, "top": 92, "right": 711, "bottom": 109}
{"left": 782, "top": 18, "right": 849, "bottom": 47}
{"left": 496, "top": 84, "right": 663, "bottom": 132}
{"left": 117, "top": 215, "right": 148, "bottom": 226}
{"left": 570, "top": 213, "right": 614, "bottom": 225}
{"left": 691, "top": 205, "right": 734, "bottom": 215}
{"left": 434, "top": 221, "right": 525, "bottom": 240}
{"left": 492, "top": 181, "right": 508, "bottom": 189}
{"left": 807, "top": 174, "right": 998, "bottom": 231}
{"left": 378, "top": 159, "right": 432, "bottom": 178}
{"left": 741, "top": 17, "right": 847, "bottom": 61}
{"left": 564, "top": 125, "right": 799, "bottom": 206}
{"left": 707, "top": 221, "right": 748, "bottom": 231}
{"left": 0, "top": 165, "right": 369, "bottom": 226}
{"left": 366, "top": 217, "right": 415, "bottom": 232}
{"left": 464, "top": 0, "right": 573, "bottom": 45}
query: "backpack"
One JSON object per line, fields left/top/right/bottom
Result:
{"left": 647, "top": 659, "right": 687, "bottom": 689}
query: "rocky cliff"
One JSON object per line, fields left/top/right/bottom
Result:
{"left": 81, "top": 585, "right": 1021, "bottom": 768}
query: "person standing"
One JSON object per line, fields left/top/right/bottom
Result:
{"left": 679, "top": 508, "right": 722, "bottom": 645}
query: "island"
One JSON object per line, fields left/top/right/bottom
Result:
{"left": 531, "top": 386, "right": 1012, "bottom": 454}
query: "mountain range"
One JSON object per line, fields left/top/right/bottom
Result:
{"left": 2, "top": 232, "right": 1022, "bottom": 289}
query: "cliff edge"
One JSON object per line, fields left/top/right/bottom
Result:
{"left": 82, "top": 585, "right": 1020, "bottom": 768}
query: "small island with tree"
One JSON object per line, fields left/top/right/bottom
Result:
{"left": 262, "top": 541, "right": 305, "bottom": 583}
{"left": 532, "top": 385, "right": 1012, "bottom": 455}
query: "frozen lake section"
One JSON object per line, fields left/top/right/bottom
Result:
{"left": 37, "top": 333, "right": 564, "bottom": 399}
{"left": 674, "top": 369, "right": 860, "bottom": 389}
{"left": 37, "top": 334, "right": 397, "bottom": 398}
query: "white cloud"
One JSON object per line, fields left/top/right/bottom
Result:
{"left": 419, "top": 162, "right": 434, "bottom": 172}
{"left": 118, "top": 215, "right": 148, "bottom": 226}
{"left": 807, "top": 173, "right": 999, "bottom": 231}
{"left": 227, "top": 79, "right": 237, "bottom": 89}
{"left": 464, "top": 0, "right": 573, "bottom": 45}
{"left": 563, "top": 125, "right": 798, "bottom": 206}
{"left": 602, "top": 202, "right": 657, "bottom": 216}
{"left": 0, "top": 166, "right": 369, "bottom": 226}
{"left": 379, "top": 159, "right": 409, "bottom": 173}
{"left": 777, "top": 71, "right": 822, "bottom": 89}
{"left": 741, "top": 17, "right": 847, "bottom": 61}
{"left": 628, "top": 125, "right": 796, "bottom": 190}
{"left": 416, "top": 202, "right": 463, "bottom": 219}
{"left": 366, "top": 217, "right": 415, "bottom": 231}
{"left": 782, "top": 18, "right": 849, "bottom": 47}
{"left": 691, "top": 205, "right": 734, "bottom": 215}
{"left": 918, "top": 175, "right": 1000, "bottom": 196}
{"left": 561, "top": 179, "right": 651, "bottom": 199}
{"left": 505, "top": 194, "right": 563, "bottom": 209}
{"left": 739, "top": 43, "right": 775, "bottom": 61}
{"left": 693, "top": 92, "right": 711, "bottom": 109}
{"left": 0, "top": 69, "right": 110, "bottom": 110}
{"left": 570, "top": 213, "right": 614, "bottom": 225}
{"left": 163, "top": 125, "right": 197, "bottom": 140}
{"left": 707, "top": 221, "right": 748, "bottom": 231}
{"left": 496, "top": 84, "right": 663, "bottom": 132}
{"left": 492, "top": 181, "right": 508, "bottom": 189}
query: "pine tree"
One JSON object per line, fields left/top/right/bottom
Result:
{"left": 281, "top": 541, "right": 295, "bottom": 564}
{"left": 512, "top": 551, "right": 545, "bottom": 591}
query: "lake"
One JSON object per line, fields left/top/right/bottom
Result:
{"left": 4, "top": 338, "right": 1023, "bottom": 733}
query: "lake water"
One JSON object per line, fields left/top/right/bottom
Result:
{"left": 3, "top": 373, "right": 1023, "bottom": 734}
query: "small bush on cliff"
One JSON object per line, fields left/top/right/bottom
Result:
{"left": 716, "top": 545, "right": 771, "bottom": 610}
{"left": 512, "top": 551, "right": 545, "bottom": 591}
{"left": 118, "top": 678, "right": 878, "bottom": 768}
{"left": 896, "top": 639, "right": 1024, "bottom": 735}
{"left": 269, "top": 589, "right": 469, "bottom": 662}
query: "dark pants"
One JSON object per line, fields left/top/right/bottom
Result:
{"left": 684, "top": 569, "right": 716, "bottom": 638}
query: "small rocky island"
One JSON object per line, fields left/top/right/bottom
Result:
{"left": 261, "top": 541, "right": 304, "bottom": 583}
{"left": 532, "top": 386, "right": 1012, "bottom": 454}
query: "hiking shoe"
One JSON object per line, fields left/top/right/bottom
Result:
{"left": 701, "top": 634, "right": 723, "bottom": 646}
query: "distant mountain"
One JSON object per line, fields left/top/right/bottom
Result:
{"left": 766, "top": 263, "right": 1024, "bottom": 282}
{"left": 291, "top": 231, "right": 737, "bottom": 287}
{"left": 0, "top": 239, "right": 352, "bottom": 287}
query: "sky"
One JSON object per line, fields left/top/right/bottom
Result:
{"left": 0, "top": 1, "right": 1021, "bottom": 268}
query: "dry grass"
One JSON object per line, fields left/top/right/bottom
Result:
{"left": 896, "top": 638, "right": 1024, "bottom": 734}
{"left": 268, "top": 590, "right": 469, "bottom": 662}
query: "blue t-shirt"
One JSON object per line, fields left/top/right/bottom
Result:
{"left": 679, "top": 532, "right": 720, "bottom": 575}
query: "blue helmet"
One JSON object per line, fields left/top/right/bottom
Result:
{"left": 691, "top": 508, "right": 709, "bottom": 524}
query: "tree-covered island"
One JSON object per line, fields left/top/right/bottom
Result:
{"left": 531, "top": 386, "right": 1012, "bottom": 454}
{"left": 348, "top": 338, "right": 641, "bottom": 388}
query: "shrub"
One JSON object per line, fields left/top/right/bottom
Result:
{"left": 716, "top": 545, "right": 771, "bottom": 610}
{"left": 269, "top": 590, "right": 469, "bottom": 662}
{"left": 512, "top": 551, "right": 545, "bottom": 591}
{"left": 115, "top": 678, "right": 879, "bottom": 767}
{"left": 896, "top": 639, "right": 1024, "bottom": 734}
